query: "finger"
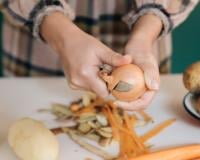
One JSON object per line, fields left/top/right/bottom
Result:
{"left": 144, "top": 69, "right": 160, "bottom": 90}
{"left": 89, "top": 78, "right": 109, "bottom": 98}
{"left": 114, "top": 91, "right": 156, "bottom": 111}
{"left": 70, "top": 67, "right": 109, "bottom": 97}
{"left": 69, "top": 82, "right": 92, "bottom": 92}
{"left": 87, "top": 69, "right": 110, "bottom": 98}
{"left": 63, "top": 69, "right": 83, "bottom": 90}
{"left": 68, "top": 83, "right": 80, "bottom": 90}
{"left": 68, "top": 76, "right": 85, "bottom": 90}
{"left": 101, "top": 51, "right": 132, "bottom": 67}
{"left": 135, "top": 59, "right": 160, "bottom": 91}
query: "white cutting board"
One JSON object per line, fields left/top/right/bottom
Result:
{"left": 0, "top": 75, "right": 200, "bottom": 160}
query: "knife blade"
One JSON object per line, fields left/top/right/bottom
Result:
{"left": 114, "top": 81, "right": 133, "bottom": 92}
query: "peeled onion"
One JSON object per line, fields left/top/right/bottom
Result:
{"left": 8, "top": 118, "right": 59, "bottom": 160}
{"left": 100, "top": 64, "right": 146, "bottom": 102}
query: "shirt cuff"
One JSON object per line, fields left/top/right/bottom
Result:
{"left": 123, "top": 3, "right": 173, "bottom": 36}
{"left": 29, "top": 0, "right": 75, "bottom": 41}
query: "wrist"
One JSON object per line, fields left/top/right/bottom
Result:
{"left": 126, "top": 34, "right": 152, "bottom": 51}
{"left": 125, "top": 42, "right": 152, "bottom": 58}
{"left": 128, "top": 14, "right": 162, "bottom": 45}
{"left": 41, "top": 12, "right": 79, "bottom": 54}
{"left": 125, "top": 36, "right": 153, "bottom": 57}
{"left": 125, "top": 35, "right": 153, "bottom": 55}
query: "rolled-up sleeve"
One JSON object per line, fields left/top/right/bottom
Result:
{"left": 123, "top": 0, "right": 199, "bottom": 36}
{"left": 1, "top": 0, "right": 75, "bottom": 39}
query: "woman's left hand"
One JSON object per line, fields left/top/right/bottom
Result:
{"left": 114, "top": 39, "right": 160, "bottom": 110}
{"left": 114, "top": 14, "right": 162, "bottom": 111}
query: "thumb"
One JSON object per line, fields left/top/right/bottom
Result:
{"left": 101, "top": 51, "right": 132, "bottom": 67}
{"left": 140, "top": 62, "right": 160, "bottom": 91}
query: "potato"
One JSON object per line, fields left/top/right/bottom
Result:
{"left": 183, "top": 61, "right": 200, "bottom": 93}
{"left": 8, "top": 118, "right": 59, "bottom": 160}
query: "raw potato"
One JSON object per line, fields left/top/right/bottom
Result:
{"left": 8, "top": 118, "right": 59, "bottom": 160}
{"left": 183, "top": 61, "right": 200, "bottom": 92}
{"left": 197, "top": 97, "right": 200, "bottom": 112}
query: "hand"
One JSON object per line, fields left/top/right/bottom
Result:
{"left": 60, "top": 30, "right": 132, "bottom": 97}
{"left": 114, "top": 41, "right": 160, "bottom": 110}
{"left": 114, "top": 14, "right": 162, "bottom": 110}
{"left": 41, "top": 12, "right": 132, "bottom": 97}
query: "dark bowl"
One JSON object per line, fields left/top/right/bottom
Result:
{"left": 183, "top": 92, "right": 200, "bottom": 120}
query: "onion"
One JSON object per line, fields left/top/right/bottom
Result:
{"left": 100, "top": 64, "right": 146, "bottom": 102}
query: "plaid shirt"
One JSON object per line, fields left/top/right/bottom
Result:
{"left": 1, "top": 0, "right": 199, "bottom": 76}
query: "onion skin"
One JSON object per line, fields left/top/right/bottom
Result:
{"left": 100, "top": 64, "right": 146, "bottom": 102}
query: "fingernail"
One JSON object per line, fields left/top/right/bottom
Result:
{"left": 144, "top": 73, "right": 159, "bottom": 90}
{"left": 150, "top": 80, "right": 159, "bottom": 90}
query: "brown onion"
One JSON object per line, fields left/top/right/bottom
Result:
{"left": 100, "top": 64, "right": 146, "bottom": 102}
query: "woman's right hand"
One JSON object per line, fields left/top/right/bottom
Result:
{"left": 41, "top": 12, "right": 131, "bottom": 97}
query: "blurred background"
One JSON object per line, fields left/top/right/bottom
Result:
{"left": 0, "top": 4, "right": 199, "bottom": 76}
{"left": 172, "top": 4, "right": 200, "bottom": 73}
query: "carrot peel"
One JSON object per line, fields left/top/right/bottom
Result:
{"left": 127, "top": 145, "right": 200, "bottom": 160}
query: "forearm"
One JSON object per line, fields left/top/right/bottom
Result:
{"left": 128, "top": 14, "right": 162, "bottom": 47}
{"left": 41, "top": 12, "right": 79, "bottom": 55}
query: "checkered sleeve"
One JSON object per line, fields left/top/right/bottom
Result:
{"left": 1, "top": 0, "right": 75, "bottom": 39}
{"left": 123, "top": 0, "right": 199, "bottom": 36}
